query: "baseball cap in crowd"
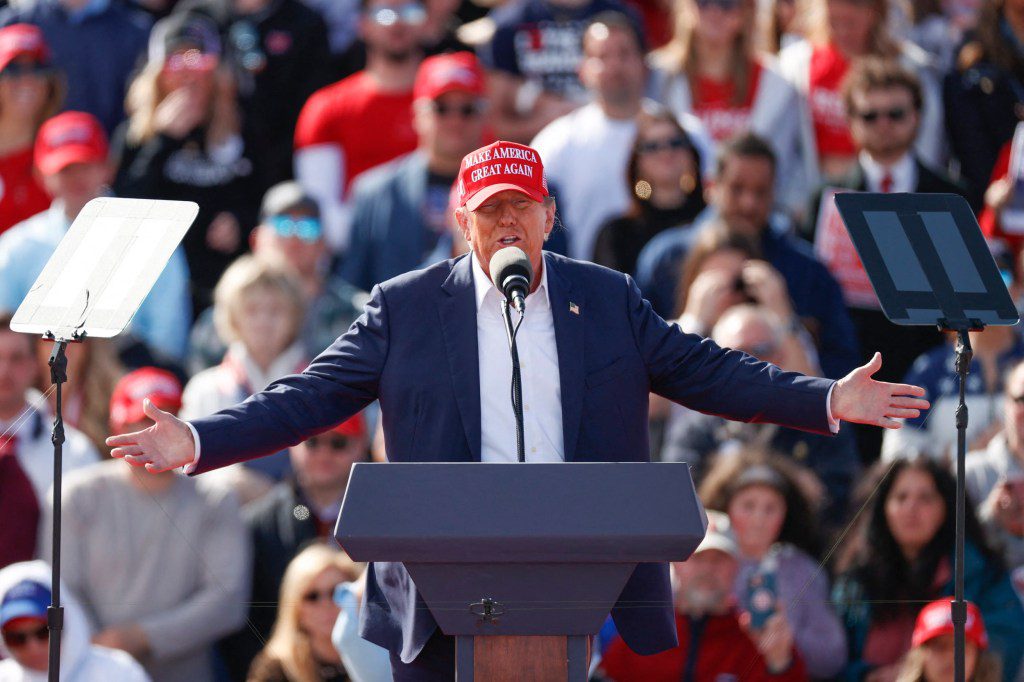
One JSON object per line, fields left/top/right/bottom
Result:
{"left": 0, "top": 580, "right": 49, "bottom": 628}
{"left": 34, "top": 111, "right": 109, "bottom": 177}
{"left": 109, "top": 367, "right": 183, "bottom": 432}
{"left": 331, "top": 412, "right": 367, "bottom": 439}
{"left": 0, "top": 24, "right": 50, "bottom": 74}
{"left": 457, "top": 140, "right": 549, "bottom": 211}
{"left": 413, "top": 51, "right": 487, "bottom": 102}
{"left": 260, "top": 181, "right": 320, "bottom": 221}
{"left": 148, "top": 12, "right": 222, "bottom": 65}
{"left": 912, "top": 599, "right": 988, "bottom": 650}
{"left": 694, "top": 510, "right": 739, "bottom": 558}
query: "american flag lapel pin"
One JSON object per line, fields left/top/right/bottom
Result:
{"left": 569, "top": 302, "right": 580, "bottom": 315}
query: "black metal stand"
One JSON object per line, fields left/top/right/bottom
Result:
{"left": 501, "top": 300, "right": 526, "bottom": 463}
{"left": 46, "top": 338, "right": 69, "bottom": 682}
{"left": 952, "top": 327, "right": 974, "bottom": 682}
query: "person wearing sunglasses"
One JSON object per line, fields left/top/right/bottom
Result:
{"left": 0, "top": 562, "right": 150, "bottom": 681}
{"left": 0, "top": 24, "right": 63, "bottom": 234}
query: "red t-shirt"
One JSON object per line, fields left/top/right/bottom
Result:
{"left": 0, "top": 146, "right": 51, "bottom": 234}
{"left": 808, "top": 43, "right": 856, "bottom": 158}
{"left": 293, "top": 71, "right": 417, "bottom": 194}
{"left": 979, "top": 141, "right": 1018, "bottom": 250}
{"left": 692, "top": 60, "right": 763, "bottom": 143}
{"left": 600, "top": 610, "right": 807, "bottom": 682}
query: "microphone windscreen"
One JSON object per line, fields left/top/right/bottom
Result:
{"left": 489, "top": 246, "right": 533, "bottom": 293}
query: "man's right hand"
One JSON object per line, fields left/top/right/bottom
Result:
{"left": 106, "top": 399, "right": 196, "bottom": 473}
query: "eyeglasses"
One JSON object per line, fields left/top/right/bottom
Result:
{"left": 695, "top": 0, "right": 742, "bottom": 11}
{"left": 305, "top": 434, "right": 351, "bottom": 450}
{"left": 2, "top": 624, "right": 48, "bottom": 648}
{"left": 163, "top": 49, "right": 218, "bottom": 74}
{"left": 368, "top": 3, "right": 426, "bottom": 26}
{"left": 432, "top": 101, "right": 486, "bottom": 118}
{"left": 637, "top": 137, "right": 690, "bottom": 154}
{"left": 302, "top": 586, "right": 341, "bottom": 604}
{"left": 855, "top": 107, "right": 909, "bottom": 124}
{"left": 269, "top": 215, "right": 322, "bottom": 242}
{"left": 0, "top": 62, "right": 54, "bottom": 79}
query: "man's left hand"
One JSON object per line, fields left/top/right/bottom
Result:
{"left": 831, "top": 352, "right": 929, "bottom": 428}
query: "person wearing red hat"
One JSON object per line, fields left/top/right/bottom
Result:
{"left": 0, "top": 109, "right": 192, "bottom": 362}
{"left": 896, "top": 599, "right": 1003, "bottom": 682}
{"left": 341, "top": 51, "right": 502, "bottom": 291}
{"left": 109, "top": 137, "right": 929, "bottom": 681}
{"left": 0, "top": 24, "right": 62, "bottom": 234}
{"left": 41, "top": 366, "right": 250, "bottom": 682}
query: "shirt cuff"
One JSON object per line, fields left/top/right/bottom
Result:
{"left": 182, "top": 422, "right": 201, "bottom": 474}
{"left": 826, "top": 383, "right": 840, "bottom": 434}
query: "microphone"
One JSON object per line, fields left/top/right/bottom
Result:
{"left": 490, "top": 247, "right": 533, "bottom": 314}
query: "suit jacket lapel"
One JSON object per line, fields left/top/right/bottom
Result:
{"left": 545, "top": 253, "right": 586, "bottom": 461}
{"left": 439, "top": 255, "right": 482, "bottom": 460}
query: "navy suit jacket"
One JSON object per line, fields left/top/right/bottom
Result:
{"left": 190, "top": 252, "right": 835, "bottom": 662}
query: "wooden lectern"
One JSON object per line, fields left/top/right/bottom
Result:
{"left": 335, "top": 462, "right": 707, "bottom": 681}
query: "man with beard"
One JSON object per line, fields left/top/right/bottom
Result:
{"left": 293, "top": 0, "right": 427, "bottom": 253}
{"left": 599, "top": 511, "right": 807, "bottom": 681}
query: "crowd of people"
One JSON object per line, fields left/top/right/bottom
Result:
{"left": 0, "top": 0, "right": 1024, "bottom": 679}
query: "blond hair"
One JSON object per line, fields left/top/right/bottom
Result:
{"left": 803, "top": 0, "right": 898, "bottom": 56}
{"left": 212, "top": 255, "right": 306, "bottom": 346}
{"left": 261, "top": 544, "right": 362, "bottom": 682}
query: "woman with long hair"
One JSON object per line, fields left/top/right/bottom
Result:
{"left": 0, "top": 24, "right": 63, "bottom": 233}
{"left": 833, "top": 457, "right": 1024, "bottom": 681}
{"left": 249, "top": 543, "right": 363, "bottom": 682}
{"left": 113, "top": 11, "right": 258, "bottom": 313}
{"left": 649, "top": 0, "right": 807, "bottom": 212}
{"left": 778, "top": 0, "right": 945, "bottom": 188}
{"left": 592, "top": 111, "right": 705, "bottom": 275}
{"left": 700, "top": 447, "right": 847, "bottom": 679}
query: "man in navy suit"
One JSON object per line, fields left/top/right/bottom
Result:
{"left": 108, "top": 140, "right": 929, "bottom": 681}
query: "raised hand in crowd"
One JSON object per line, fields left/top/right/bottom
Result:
{"left": 681, "top": 269, "right": 743, "bottom": 332}
{"left": 739, "top": 602, "right": 795, "bottom": 675}
{"left": 152, "top": 87, "right": 207, "bottom": 140}
{"left": 739, "top": 261, "right": 795, "bottom": 325}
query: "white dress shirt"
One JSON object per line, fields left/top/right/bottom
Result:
{"left": 859, "top": 151, "right": 918, "bottom": 194}
{"left": 472, "top": 253, "right": 565, "bottom": 462}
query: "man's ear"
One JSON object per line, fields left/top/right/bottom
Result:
{"left": 455, "top": 209, "right": 472, "bottom": 243}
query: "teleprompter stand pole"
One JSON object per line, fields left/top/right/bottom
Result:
{"left": 951, "top": 326, "right": 975, "bottom": 682}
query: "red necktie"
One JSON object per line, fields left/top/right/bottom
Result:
{"left": 880, "top": 172, "right": 894, "bottom": 194}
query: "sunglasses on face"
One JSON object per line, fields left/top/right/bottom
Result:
{"left": 163, "top": 50, "right": 218, "bottom": 74}
{"left": 306, "top": 434, "right": 351, "bottom": 450}
{"left": 855, "top": 107, "right": 908, "bottom": 124}
{"left": 2, "top": 624, "right": 48, "bottom": 648}
{"left": 368, "top": 3, "right": 426, "bottom": 27}
{"left": 637, "top": 137, "right": 690, "bottom": 155}
{"left": 0, "top": 62, "right": 54, "bottom": 79}
{"left": 269, "top": 215, "right": 322, "bottom": 242}
{"left": 432, "top": 101, "right": 486, "bottom": 118}
{"left": 695, "top": 0, "right": 742, "bottom": 11}
{"left": 302, "top": 586, "right": 341, "bottom": 604}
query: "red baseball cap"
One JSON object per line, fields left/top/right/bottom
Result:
{"left": 911, "top": 599, "right": 988, "bottom": 650}
{"left": 34, "top": 111, "right": 109, "bottom": 176}
{"left": 457, "top": 140, "right": 548, "bottom": 211}
{"left": 109, "top": 368, "right": 183, "bottom": 432}
{"left": 413, "top": 51, "right": 486, "bottom": 102}
{"left": 331, "top": 412, "right": 366, "bottom": 439}
{"left": 0, "top": 24, "right": 49, "bottom": 73}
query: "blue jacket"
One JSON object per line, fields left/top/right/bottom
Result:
{"left": 190, "top": 252, "right": 835, "bottom": 663}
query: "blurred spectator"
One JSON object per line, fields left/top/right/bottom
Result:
{"left": 635, "top": 134, "right": 859, "bottom": 379}
{"left": 833, "top": 457, "right": 1024, "bottom": 681}
{"left": 882, "top": 324, "right": 1024, "bottom": 462}
{"left": 248, "top": 544, "right": 362, "bottom": 682}
{"left": 531, "top": 12, "right": 658, "bottom": 261}
{"left": 0, "top": 561, "right": 150, "bottom": 681}
{"left": 0, "top": 0, "right": 151, "bottom": 135}
{"left": 966, "top": 359, "right": 1024, "bottom": 569}
{"left": 129, "top": 0, "right": 184, "bottom": 18}
{"left": 300, "top": 0, "right": 361, "bottom": 72}
{"left": 648, "top": 0, "right": 806, "bottom": 213}
{"left": 904, "top": 0, "right": 962, "bottom": 71}
{"left": 178, "top": 0, "right": 335, "bottom": 192}
{"left": 340, "top": 51, "right": 488, "bottom": 291}
{"left": 331, "top": 571, "right": 393, "bottom": 682}
{"left": 699, "top": 449, "right": 847, "bottom": 678}
{"left": 114, "top": 12, "right": 258, "bottom": 315}
{"left": 0, "top": 433, "right": 37, "bottom": 569}
{"left": 758, "top": 0, "right": 801, "bottom": 54}
{"left": 187, "top": 181, "right": 368, "bottom": 375}
{"left": 944, "top": 0, "right": 1024, "bottom": 207}
{"left": 420, "top": 0, "right": 471, "bottom": 54}
{"left": 0, "top": 24, "right": 61, "bottom": 233}
{"left": 0, "top": 111, "right": 192, "bottom": 362}
{"left": 777, "top": 0, "right": 945, "bottom": 189}
{"left": 480, "top": 0, "right": 645, "bottom": 144}
{"left": 181, "top": 256, "right": 307, "bottom": 491}
{"left": 0, "top": 311, "right": 97, "bottom": 507}
{"left": 42, "top": 367, "right": 251, "bottom": 682}
{"left": 592, "top": 109, "right": 705, "bottom": 274}
{"left": 219, "top": 414, "right": 368, "bottom": 681}
{"left": 896, "top": 599, "right": 1003, "bottom": 682}
{"left": 599, "top": 510, "right": 808, "bottom": 681}
{"left": 293, "top": 0, "right": 426, "bottom": 253}
{"left": 663, "top": 304, "right": 861, "bottom": 521}
{"left": 977, "top": 129, "right": 1024, "bottom": 257}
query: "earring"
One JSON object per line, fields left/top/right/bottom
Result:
{"left": 634, "top": 180, "right": 652, "bottom": 200}
{"left": 680, "top": 174, "right": 696, "bottom": 193}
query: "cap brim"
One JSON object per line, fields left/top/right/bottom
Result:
{"left": 464, "top": 183, "right": 544, "bottom": 211}
{"left": 36, "top": 145, "right": 106, "bottom": 176}
{"left": 1, "top": 601, "right": 47, "bottom": 627}
{"left": 420, "top": 83, "right": 486, "bottom": 101}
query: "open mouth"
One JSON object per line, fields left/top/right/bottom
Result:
{"left": 498, "top": 236, "right": 520, "bottom": 246}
